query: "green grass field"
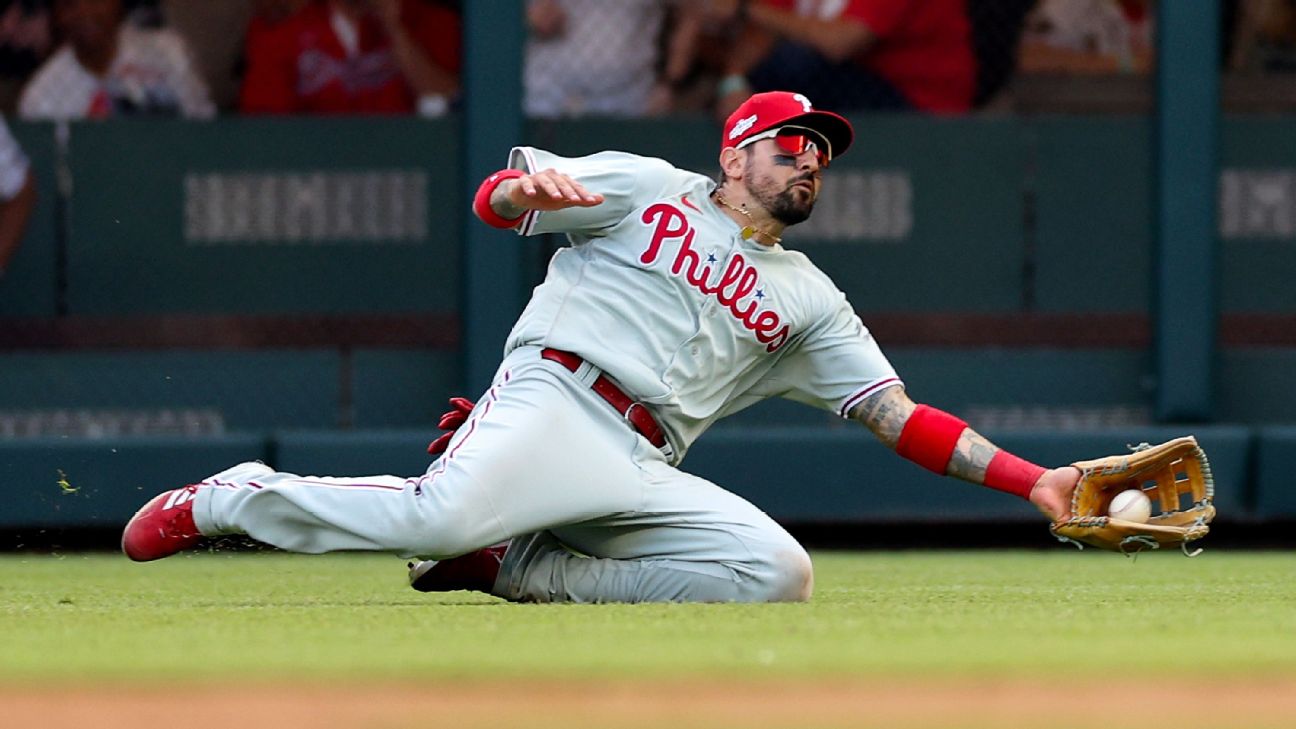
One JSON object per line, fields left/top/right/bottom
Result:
{"left": 3, "top": 549, "right": 1294, "bottom": 682}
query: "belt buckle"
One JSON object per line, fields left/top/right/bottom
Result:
{"left": 622, "top": 401, "right": 644, "bottom": 426}
{"left": 623, "top": 401, "right": 667, "bottom": 453}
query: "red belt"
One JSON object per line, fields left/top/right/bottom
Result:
{"left": 540, "top": 348, "right": 667, "bottom": 449}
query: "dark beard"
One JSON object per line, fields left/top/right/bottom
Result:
{"left": 750, "top": 180, "right": 816, "bottom": 227}
{"left": 766, "top": 186, "right": 814, "bottom": 226}
{"left": 744, "top": 156, "right": 815, "bottom": 226}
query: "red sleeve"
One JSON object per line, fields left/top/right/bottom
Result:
{"left": 238, "top": 17, "right": 299, "bottom": 114}
{"left": 403, "top": 0, "right": 462, "bottom": 75}
{"left": 843, "top": 0, "right": 915, "bottom": 37}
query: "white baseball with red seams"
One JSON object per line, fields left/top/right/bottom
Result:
{"left": 1108, "top": 489, "right": 1152, "bottom": 523}
{"left": 187, "top": 95, "right": 905, "bottom": 603}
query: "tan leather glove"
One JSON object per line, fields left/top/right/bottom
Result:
{"left": 1050, "top": 436, "right": 1216, "bottom": 555}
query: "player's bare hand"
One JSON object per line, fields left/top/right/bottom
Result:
{"left": 1029, "top": 466, "right": 1079, "bottom": 522}
{"left": 508, "top": 169, "right": 604, "bottom": 211}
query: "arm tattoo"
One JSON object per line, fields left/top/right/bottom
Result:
{"left": 850, "top": 389, "right": 1002, "bottom": 484}
{"left": 848, "top": 386, "right": 914, "bottom": 449}
{"left": 946, "top": 428, "right": 999, "bottom": 483}
{"left": 490, "top": 181, "right": 527, "bottom": 219}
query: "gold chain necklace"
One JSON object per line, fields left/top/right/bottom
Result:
{"left": 712, "top": 191, "right": 781, "bottom": 245}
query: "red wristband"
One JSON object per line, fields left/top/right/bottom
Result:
{"left": 896, "top": 405, "right": 967, "bottom": 475}
{"left": 984, "top": 450, "right": 1047, "bottom": 500}
{"left": 473, "top": 168, "right": 526, "bottom": 229}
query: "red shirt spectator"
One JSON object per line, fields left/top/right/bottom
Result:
{"left": 240, "top": 0, "right": 461, "bottom": 115}
{"left": 762, "top": 0, "right": 975, "bottom": 113}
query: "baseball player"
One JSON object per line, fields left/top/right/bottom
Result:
{"left": 122, "top": 91, "right": 1080, "bottom": 603}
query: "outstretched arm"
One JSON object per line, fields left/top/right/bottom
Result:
{"left": 849, "top": 386, "right": 1078, "bottom": 520}
{"left": 474, "top": 168, "right": 605, "bottom": 229}
{"left": 492, "top": 170, "right": 604, "bottom": 215}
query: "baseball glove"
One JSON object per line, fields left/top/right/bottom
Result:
{"left": 1050, "top": 436, "right": 1216, "bottom": 555}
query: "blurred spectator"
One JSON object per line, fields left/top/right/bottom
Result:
{"left": 123, "top": 0, "right": 160, "bottom": 27}
{"left": 524, "top": 0, "right": 702, "bottom": 118}
{"left": 157, "top": 0, "right": 263, "bottom": 112}
{"left": 1230, "top": 0, "right": 1296, "bottom": 73}
{"left": 249, "top": 0, "right": 306, "bottom": 26}
{"left": 658, "top": 5, "right": 736, "bottom": 114}
{"left": 239, "top": 0, "right": 461, "bottom": 116}
{"left": 705, "top": 0, "right": 977, "bottom": 117}
{"left": 1018, "top": 0, "right": 1153, "bottom": 75}
{"left": 965, "top": 0, "right": 1035, "bottom": 106}
{"left": 0, "top": 1, "right": 53, "bottom": 113}
{"left": 0, "top": 115, "right": 34, "bottom": 283}
{"left": 17, "top": 0, "right": 215, "bottom": 119}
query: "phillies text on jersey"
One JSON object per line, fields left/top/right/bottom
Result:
{"left": 503, "top": 147, "right": 901, "bottom": 462}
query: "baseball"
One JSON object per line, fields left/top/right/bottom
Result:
{"left": 1108, "top": 489, "right": 1152, "bottom": 523}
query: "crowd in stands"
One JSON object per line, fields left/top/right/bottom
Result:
{"left": 0, "top": 0, "right": 1290, "bottom": 121}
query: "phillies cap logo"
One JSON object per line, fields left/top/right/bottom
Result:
{"left": 728, "top": 114, "right": 758, "bottom": 140}
{"left": 721, "top": 90, "right": 854, "bottom": 159}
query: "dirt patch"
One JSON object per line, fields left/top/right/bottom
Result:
{"left": 3, "top": 679, "right": 1294, "bottom": 729}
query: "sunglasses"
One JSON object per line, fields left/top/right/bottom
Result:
{"left": 736, "top": 126, "right": 831, "bottom": 167}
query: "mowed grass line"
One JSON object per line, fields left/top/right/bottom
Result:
{"left": 1, "top": 550, "right": 1292, "bottom": 682}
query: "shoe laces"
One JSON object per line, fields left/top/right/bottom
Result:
{"left": 160, "top": 485, "right": 201, "bottom": 539}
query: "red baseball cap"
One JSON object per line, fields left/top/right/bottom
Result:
{"left": 721, "top": 91, "right": 854, "bottom": 164}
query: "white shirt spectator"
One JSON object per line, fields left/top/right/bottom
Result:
{"left": 1021, "top": 0, "right": 1152, "bottom": 73}
{"left": 18, "top": 24, "right": 215, "bottom": 120}
{"left": 524, "top": 0, "right": 666, "bottom": 118}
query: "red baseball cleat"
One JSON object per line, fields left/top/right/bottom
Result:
{"left": 408, "top": 542, "right": 509, "bottom": 594}
{"left": 121, "top": 485, "right": 205, "bottom": 562}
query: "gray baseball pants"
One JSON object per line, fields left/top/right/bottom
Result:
{"left": 191, "top": 345, "right": 812, "bottom": 603}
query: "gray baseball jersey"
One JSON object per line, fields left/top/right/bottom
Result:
{"left": 506, "top": 147, "right": 901, "bottom": 461}
{"left": 191, "top": 148, "right": 903, "bottom": 603}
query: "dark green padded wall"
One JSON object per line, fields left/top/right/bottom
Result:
{"left": 0, "top": 351, "right": 340, "bottom": 429}
{"left": 1032, "top": 117, "right": 1152, "bottom": 313}
{"left": 887, "top": 348, "right": 1150, "bottom": 413}
{"left": 1256, "top": 427, "right": 1296, "bottom": 517}
{"left": 1219, "top": 117, "right": 1296, "bottom": 312}
{"left": 0, "top": 122, "right": 59, "bottom": 316}
{"left": 273, "top": 429, "right": 435, "bottom": 478}
{"left": 0, "top": 435, "right": 266, "bottom": 528}
{"left": 1217, "top": 349, "right": 1296, "bottom": 423}
{"left": 350, "top": 349, "right": 462, "bottom": 427}
{"left": 64, "top": 118, "right": 460, "bottom": 315}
